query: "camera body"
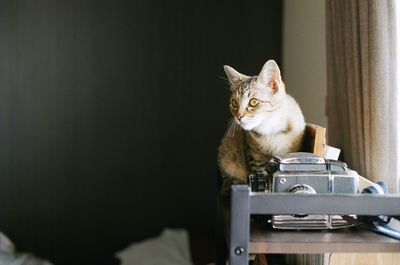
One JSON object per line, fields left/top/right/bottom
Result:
{"left": 249, "top": 152, "right": 359, "bottom": 229}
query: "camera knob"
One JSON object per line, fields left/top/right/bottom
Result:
{"left": 287, "top": 184, "right": 317, "bottom": 194}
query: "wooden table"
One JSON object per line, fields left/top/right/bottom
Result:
{"left": 250, "top": 222, "right": 400, "bottom": 254}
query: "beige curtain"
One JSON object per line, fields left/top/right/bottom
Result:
{"left": 326, "top": 0, "right": 400, "bottom": 192}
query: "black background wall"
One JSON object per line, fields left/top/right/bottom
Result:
{"left": 0, "top": 1, "right": 282, "bottom": 264}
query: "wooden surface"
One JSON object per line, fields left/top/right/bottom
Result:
{"left": 249, "top": 222, "right": 400, "bottom": 254}
{"left": 329, "top": 253, "right": 400, "bottom": 265}
{"left": 303, "top": 123, "right": 326, "bottom": 156}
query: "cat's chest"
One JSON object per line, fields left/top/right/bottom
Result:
{"left": 246, "top": 132, "right": 291, "bottom": 156}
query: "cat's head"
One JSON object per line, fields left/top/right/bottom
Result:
{"left": 223, "top": 60, "right": 286, "bottom": 131}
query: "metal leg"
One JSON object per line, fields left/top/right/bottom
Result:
{"left": 230, "top": 185, "right": 250, "bottom": 265}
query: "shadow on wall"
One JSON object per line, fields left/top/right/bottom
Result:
{"left": 0, "top": 0, "right": 282, "bottom": 264}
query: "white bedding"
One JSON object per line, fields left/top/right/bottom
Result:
{"left": 115, "top": 228, "right": 193, "bottom": 265}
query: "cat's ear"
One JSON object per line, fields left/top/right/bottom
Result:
{"left": 257, "top": 60, "right": 282, "bottom": 93}
{"left": 223, "top": 65, "right": 245, "bottom": 84}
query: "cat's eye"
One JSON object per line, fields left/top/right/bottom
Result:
{"left": 231, "top": 99, "right": 239, "bottom": 108}
{"left": 249, "top": 98, "right": 259, "bottom": 107}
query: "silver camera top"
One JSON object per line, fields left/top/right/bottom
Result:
{"left": 278, "top": 152, "right": 325, "bottom": 164}
{"left": 276, "top": 152, "right": 348, "bottom": 173}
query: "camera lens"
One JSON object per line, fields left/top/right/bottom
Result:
{"left": 287, "top": 184, "right": 317, "bottom": 194}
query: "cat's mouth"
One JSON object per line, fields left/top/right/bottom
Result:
{"left": 237, "top": 117, "right": 259, "bottom": 130}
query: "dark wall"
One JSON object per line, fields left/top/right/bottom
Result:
{"left": 0, "top": 1, "right": 282, "bottom": 264}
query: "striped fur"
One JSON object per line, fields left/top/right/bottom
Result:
{"left": 218, "top": 60, "right": 305, "bottom": 195}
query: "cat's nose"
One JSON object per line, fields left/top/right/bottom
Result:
{"left": 236, "top": 114, "right": 244, "bottom": 121}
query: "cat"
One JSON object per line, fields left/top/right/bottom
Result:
{"left": 218, "top": 59, "right": 305, "bottom": 195}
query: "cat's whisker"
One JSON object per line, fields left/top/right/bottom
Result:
{"left": 218, "top": 76, "right": 233, "bottom": 90}
{"left": 218, "top": 75, "right": 231, "bottom": 83}
{"left": 225, "top": 120, "right": 232, "bottom": 138}
{"left": 226, "top": 118, "right": 240, "bottom": 138}
{"left": 225, "top": 120, "right": 233, "bottom": 138}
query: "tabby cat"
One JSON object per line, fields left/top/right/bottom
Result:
{"left": 218, "top": 60, "right": 305, "bottom": 195}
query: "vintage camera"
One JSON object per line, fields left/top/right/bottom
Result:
{"left": 249, "top": 152, "right": 359, "bottom": 229}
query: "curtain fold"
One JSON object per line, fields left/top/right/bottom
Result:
{"left": 326, "top": 0, "right": 399, "bottom": 192}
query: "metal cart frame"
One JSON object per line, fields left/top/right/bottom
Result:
{"left": 229, "top": 185, "right": 400, "bottom": 265}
